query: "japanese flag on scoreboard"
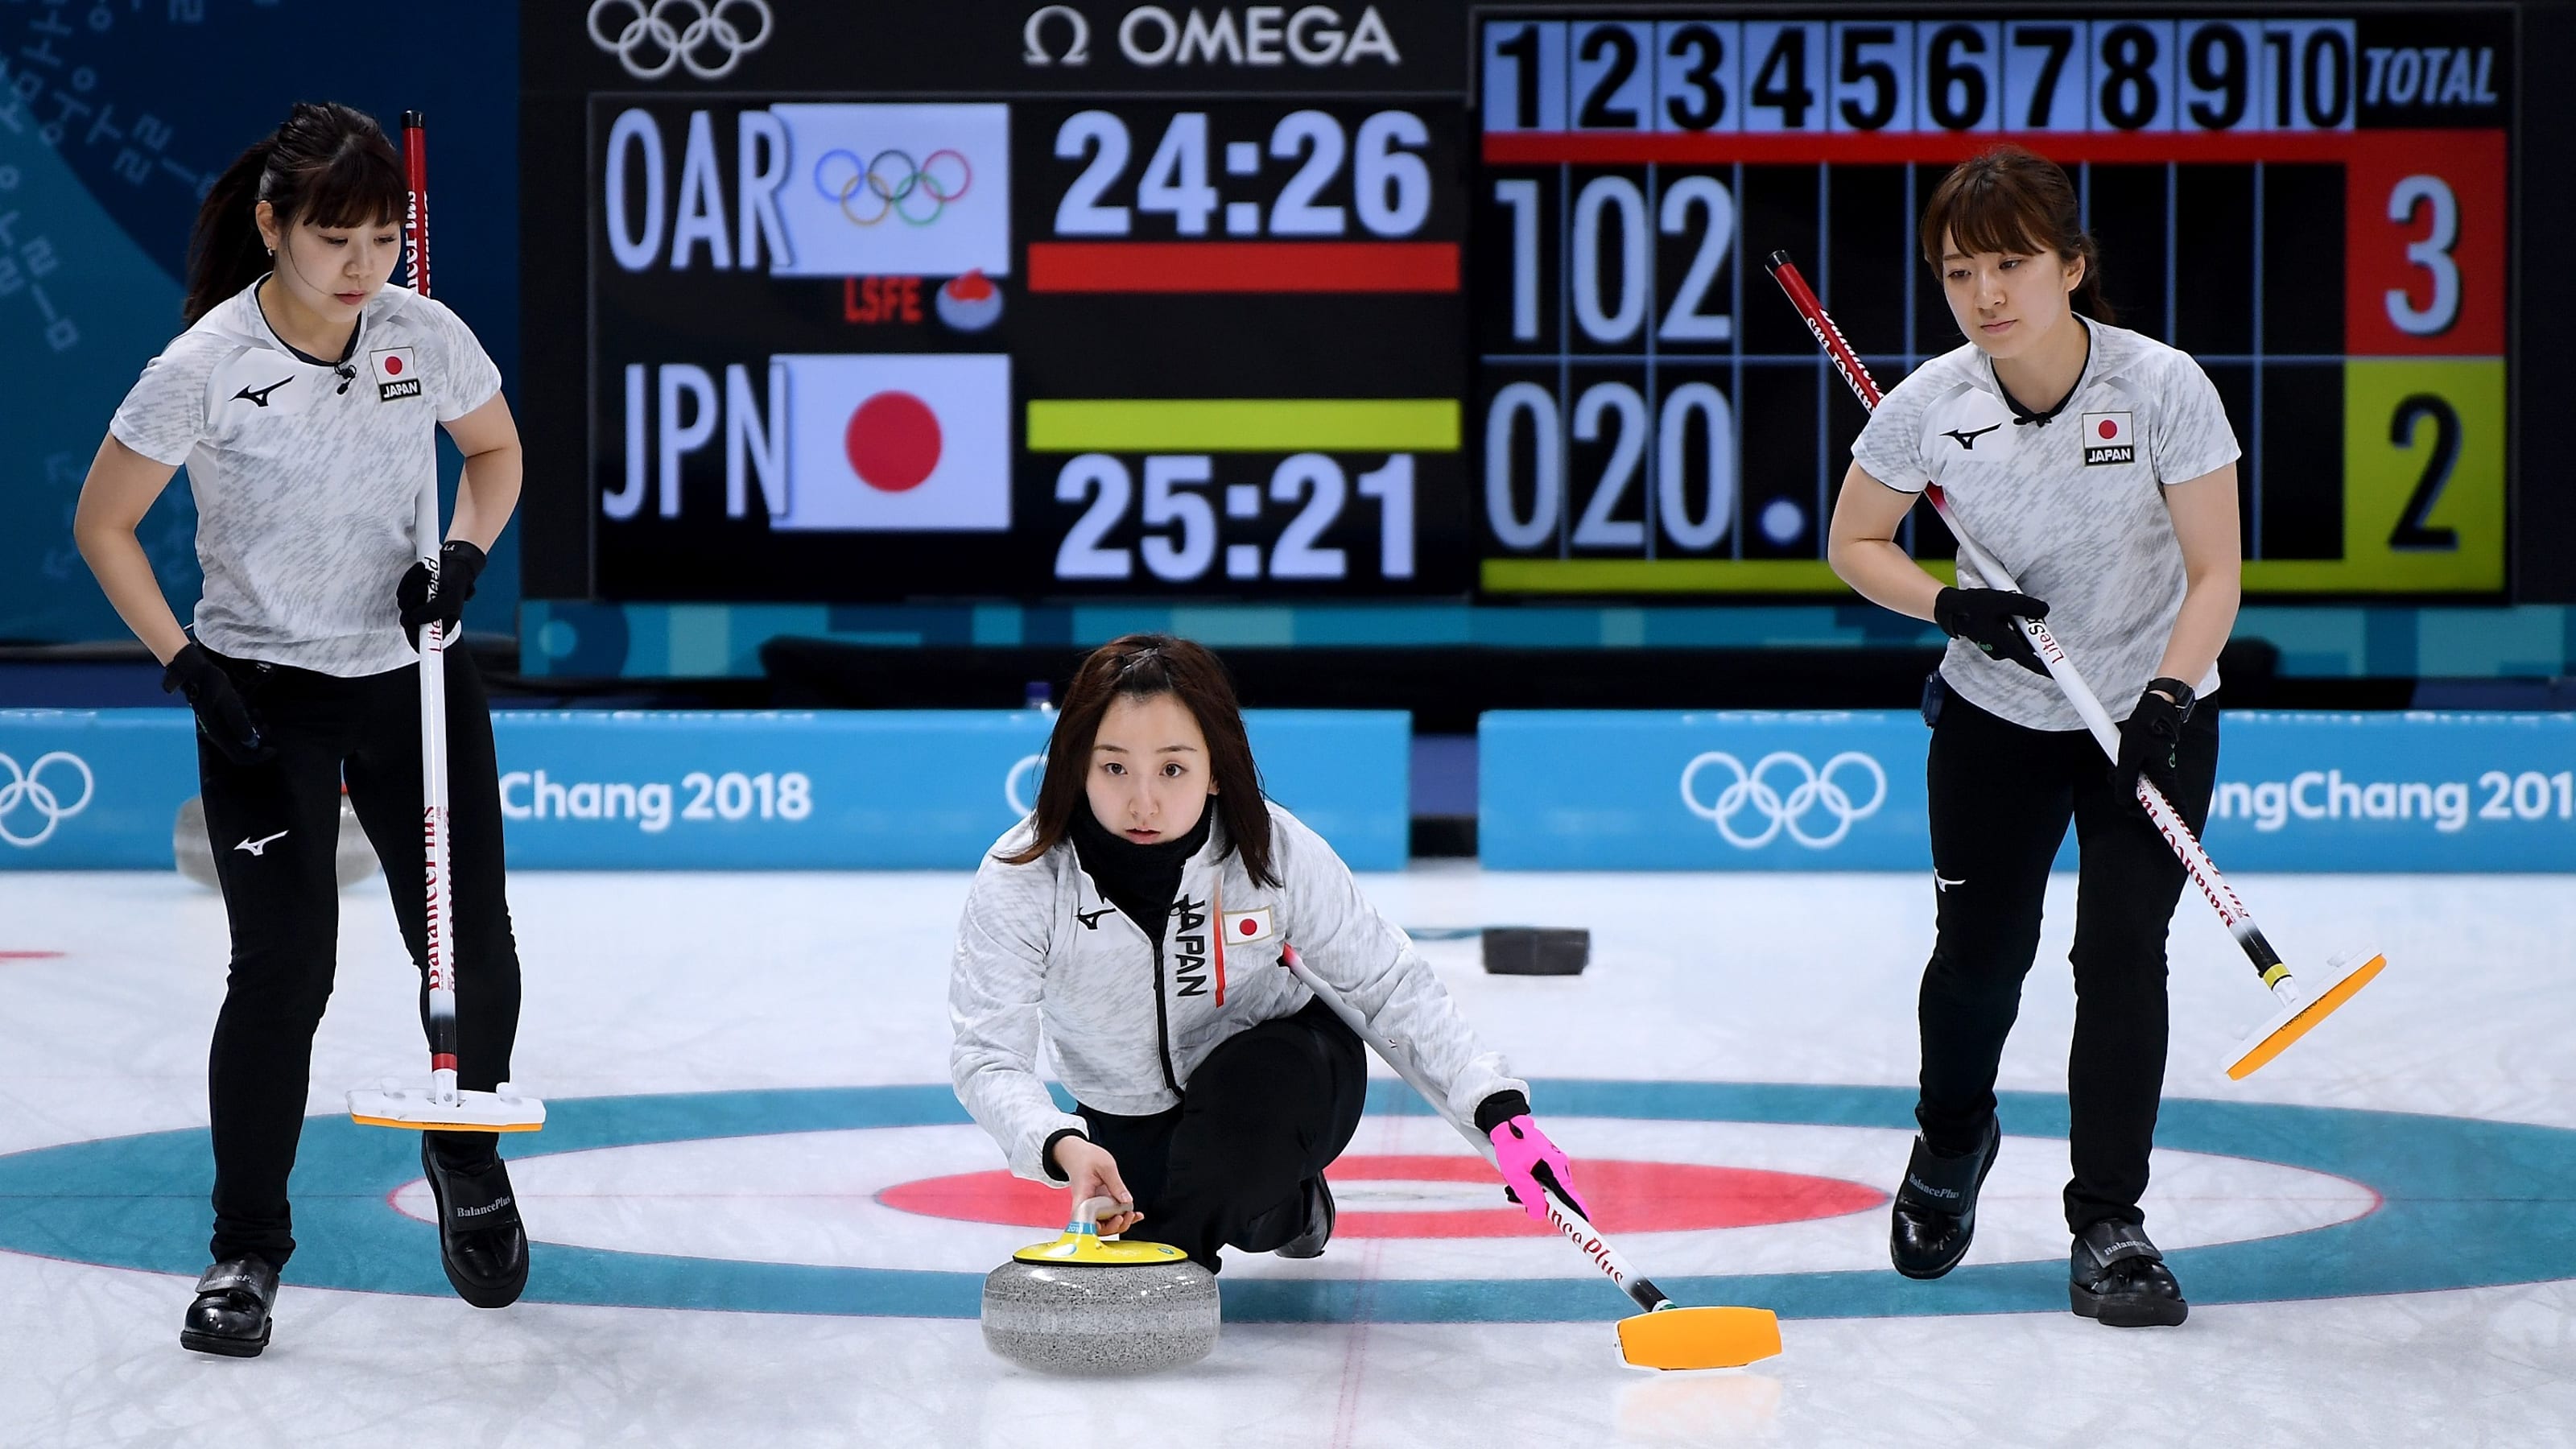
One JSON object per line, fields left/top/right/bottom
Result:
{"left": 771, "top": 353, "right": 1012, "bottom": 532}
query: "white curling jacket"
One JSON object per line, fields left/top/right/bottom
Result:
{"left": 950, "top": 801, "right": 1527, "bottom": 1183}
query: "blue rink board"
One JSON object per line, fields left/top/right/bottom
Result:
{"left": 1480, "top": 710, "right": 2576, "bottom": 873}
{"left": 0, "top": 709, "right": 1410, "bottom": 872}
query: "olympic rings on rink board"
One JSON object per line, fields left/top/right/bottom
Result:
{"left": 587, "top": 0, "right": 773, "bottom": 82}
{"left": 1680, "top": 749, "right": 1889, "bottom": 850}
{"left": 811, "top": 147, "right": 972, "bottom": 227}
{"left": 0, "top": 751, "right": 94, "bottom": 850}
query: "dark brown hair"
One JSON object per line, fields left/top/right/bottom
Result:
{"left": 1919, "top": 144, "right": 2115, "bottom": 324}
{"left": 998, "top": 634, "right": 1277, "bottom": 886}
{"left": 185, "top": 101, "right": 408, "bottom": 324}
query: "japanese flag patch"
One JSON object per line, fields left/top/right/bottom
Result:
{"left": 369, "top": 346, "right": 423, "bottom": 402}
{"left": 1222, "top": 907, "right": 1274, "bottom": 945}
{"left": 2081, "top": 411, "right": 2135, "bottom": 466}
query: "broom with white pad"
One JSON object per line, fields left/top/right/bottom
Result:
{"left": 1279, "top": 946, "right": 1781, "bottom": 1371}
{"left": 1765, "top": 250, "right": 2384, "bottom": 1081}
{"left": 346, "top": 111, "right": 543, "bottom": 1135}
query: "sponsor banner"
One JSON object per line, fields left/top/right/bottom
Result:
{"left": 1479, "top": 710, "right": 2576, "bottom": 873}
{"left": 1480, "top": 712, "right": 1925, "bottom": 872}
{"left": 0, "top": 712, "right": 197, "bottom": 867}
{"left": 0, "top": 709, "right": 1408, "bottom": 873}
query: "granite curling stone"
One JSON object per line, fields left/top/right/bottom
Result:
{"left": 982, "top": 1197, "right": 1219, "bottom": 1376}
{"left": 176, "top": 792, "right": 378, "bottom": 890}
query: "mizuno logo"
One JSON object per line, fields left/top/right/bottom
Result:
{"left": 1942, "top": 423, "right": 2001, "bottom": 449}
{"left": 233, "top": 830, "right": 289, "bottom": 856}
{"left": 1075, "top": 906, "right": 1115, "bottom": 930}
{"left": 234, "top": 377, "right": 291, "bottom": 407}
{"left": 1935, "top": 873, "right": 1966, "bottom": 892}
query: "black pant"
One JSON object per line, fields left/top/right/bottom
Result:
{"left": 1917, "top": 678, "right": 2219, "bottom": 1234}
{"left": 1079, "top": 999, "right": 1366, "bottom": 1273}
{"left": 194, "top": 646, "right": 522, "bottom": 1269}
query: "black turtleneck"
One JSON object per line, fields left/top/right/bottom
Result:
{"left": 1069, "top": 801, "right": 1215, "bottom": 938}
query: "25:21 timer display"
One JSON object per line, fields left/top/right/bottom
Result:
{"left": 1016, "top": 101, "right": 1468, "bottom": 594}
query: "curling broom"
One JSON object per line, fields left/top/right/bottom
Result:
{"left": 347, "top": 110, "right": 544, "bottom": 1133}
{"left": 1765, "top": 250, "right": 2383, "bottom": 1081}
{"left": 1281, "top": 946, "right": 1780, "bottom": 1370}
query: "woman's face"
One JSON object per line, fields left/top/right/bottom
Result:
{"left": 1938, "top": 229, "right": 2083, "bottom": 361}
{"left": 257, "top": 201, "right": 401, "bottom": 320}
{"left": 1085, "top": 691, "right": 1216, "bottom": 844}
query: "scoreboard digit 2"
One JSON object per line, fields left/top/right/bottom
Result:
{"left": 1471, "top": 7, "right": 2512, "bottom": 597}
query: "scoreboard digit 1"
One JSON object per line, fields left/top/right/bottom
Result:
{"left": 1472, "top": 7, "right": 2512, "bottom": 597}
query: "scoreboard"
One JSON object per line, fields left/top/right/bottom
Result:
{"left": 1472, "top": 7, "right": 2513, "bottom": 596}
{"left": 566, "top": 8, "right": 1465, "bottom": 602}
{"left": 523, "top": 2, "right": 2521, "bottom": 605}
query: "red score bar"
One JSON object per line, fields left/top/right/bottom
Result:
{"left": 1483, "top": 128, "right": 2483, "bottom": 167}
{"left": 1026, "top": 241, "right": 1459, "bottom": 294}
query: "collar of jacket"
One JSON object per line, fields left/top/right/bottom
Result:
{"left": 1068, "top": 802, "right": 1218, "bottom": 936}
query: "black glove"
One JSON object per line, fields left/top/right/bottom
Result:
{"left": 2111, "top": 683, "right": 2190, "bottom": 803}
{"left": 398, "top": 539, "right": 487, "bottom": 649}
{"left": 162, "top": 643, "right": 273, "bottom": 766}
{"left": 1934, "top": 585, "right": 2052, "bottom": 676}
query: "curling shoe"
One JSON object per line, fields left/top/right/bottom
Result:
{"left": 1890, "top": 1117, "right": 1999, "bottom": 1280}
{"left": 180, "top": 1257, "right": 278, "bottom": 1358}
{"left": 422, "top": 1136, "right": 529, "bottom": 1309}
{"left": 2070, "top": 1220, "right": 2189, "bottom": 1327}
{"left": 1273, "top": 1174, "right": 1335, "bottom": 1260}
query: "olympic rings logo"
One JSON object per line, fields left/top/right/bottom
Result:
{"left": 1680, "top": 750, "right": 1887, "bottom": 850}
{"left": 1005, "top": 754, "right": 1046, "bottom": 818}
{"left": 813, "top": 148, "right": 972, "bottom": 228}
{"left": 0, "top": 751, "right": 93, "bottom": 849}
{"left": 587, "top": 0, "right": 773, "bottom": 81}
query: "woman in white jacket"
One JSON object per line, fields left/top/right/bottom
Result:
{"left": 950, "top": 635, "right": 1584, "bottom": 1269}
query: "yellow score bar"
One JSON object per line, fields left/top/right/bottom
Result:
{"left": 1026, "top": 399, "right": 1461, "bottom": 453}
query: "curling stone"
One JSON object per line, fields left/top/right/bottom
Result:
{"left": 1482, "top": 926, "right": 1590, "bottom": 976}
{"left": 175, "top": 792, "right": 379, "bottom": 890}
{"left": 981, "top": 1197, "right": 1219, "bottom": 1376}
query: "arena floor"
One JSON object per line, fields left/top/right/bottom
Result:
{"left": 1, "top": 865, "right": 2569, "bottom": 1447}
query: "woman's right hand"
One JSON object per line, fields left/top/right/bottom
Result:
{"left": 1051, "top": 1137, "right": 1142, "bottom": 1236}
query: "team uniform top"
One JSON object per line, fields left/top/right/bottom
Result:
{"left": 1851, "top": 320, "right": 2240, "bottom": 733}
{"left": 109, "top": 279, "right": 502, "bottom": 679}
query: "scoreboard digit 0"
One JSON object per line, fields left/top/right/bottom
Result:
{"left": 1472, "top": 7, "right": 2512, "bottom": 597}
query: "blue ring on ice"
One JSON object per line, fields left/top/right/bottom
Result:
{"left": 2, "top": 1080, "right": 2570, "bottom": 1322}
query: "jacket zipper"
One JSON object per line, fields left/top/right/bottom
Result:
{"left": 1146, "top": 929, "right": 1181, "bottom": 1093}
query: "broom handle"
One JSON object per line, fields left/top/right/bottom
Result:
{"left": 403, "top": 110, "right": 460, "bottom": 1106}
{"left": 1763, "top": 251, "right": 2297, "bottom": 996}
{"left": 1278, "top": 947, "right": 1676, "bottom": 1316}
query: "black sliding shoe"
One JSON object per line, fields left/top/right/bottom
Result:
{"left": 1890, "top": 1117, "right": 2000, "bottom": 1280}
{"left": 1274, "top": 1175, "right": 1335, "bottom": 1260}
{"left": 2070, "top": 1220, "right": 2190, "bottom": 1327}
{"left": 180, "top": 1257, "right": 278, "bottom": 1358}
{"left": 421, "top": 1136, "right": 530, "bottom": 1309}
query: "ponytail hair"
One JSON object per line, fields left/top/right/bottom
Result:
{"left": 184, "top": 101, "right": 407, "bottom": 324}
{"left": 1918, "top": 144, "right": 2116, "bottom": 325}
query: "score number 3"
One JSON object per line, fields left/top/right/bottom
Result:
{"left": 2385, "top": 175, "right": 2459, "bottom": 338}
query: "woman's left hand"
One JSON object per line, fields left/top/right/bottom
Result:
{"left": 1490, "top": 1114, "right": 1588, "bottom": 1224}
{"left": 2112, "top": 687, "right": 2186, "bottom": 802}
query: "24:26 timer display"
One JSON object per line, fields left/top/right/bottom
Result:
{"left": 1014, "top": 101, "right": 1468, "bottom": 595}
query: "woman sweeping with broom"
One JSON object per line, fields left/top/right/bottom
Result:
{"left": 73, "top": 101, "right": 530, "bottom": 1356}
{"left": 949, "top": 635, "right": 1583, "bottom": 1272}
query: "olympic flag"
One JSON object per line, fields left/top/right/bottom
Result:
{"left": 771, "top": 353, "right": 1012, "bottom": 532}
{"left": 768, "top": 104, "right": 1009, "bottom": 279}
